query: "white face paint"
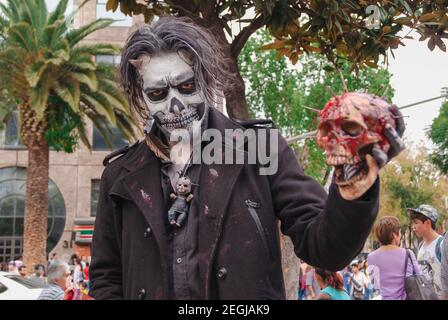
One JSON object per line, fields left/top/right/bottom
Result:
{"left": 137, "top": 52, "right": 205, "bottom": 135}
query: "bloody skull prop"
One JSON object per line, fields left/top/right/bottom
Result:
{"left": 317, "top": 92, "right": 397, "bottom": 187}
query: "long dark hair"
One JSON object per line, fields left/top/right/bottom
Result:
{"left": 315, "top": 268, "right": 344, "bottom": 291}
{"left": 119, "top": 16, "right": 236, "bottom": 121}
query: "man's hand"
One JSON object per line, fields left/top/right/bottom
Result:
{"left": 338, "top": 154, "right": 379, "bottom": 200}
{"left": 371, "top": 105, "right": 406, "bottom": 168}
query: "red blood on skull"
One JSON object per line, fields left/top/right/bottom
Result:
{"left": 316, "top": 92, "right": 397, "bottom": 165}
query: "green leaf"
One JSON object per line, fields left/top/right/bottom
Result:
{"left": 72, "top": 70, "right": 98, "bottom": 91}
{"left": 65, "top": 18, "right": 114, "bottom": 46}
{"left": 53, "top": 78, "right": 81, "bottom": 112}
{"left": 7, "top": 22, "right": 37, "bottom": 52}
{"left": 398, "top": 0, "right": 413, "bottom": 15}
{"left": 30, "top": 80, "right": 50, "bottom": 120}
{"left": 48, "top": 0, "right": 68, "bottom": 25}
{"left": 26, "top": 60, "right": 47, "bottom": 87}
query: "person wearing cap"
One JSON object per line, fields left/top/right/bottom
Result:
{"left": 408, "top": 204, "right": 444, "bottom": 297}
{"left": 349, "top": 260, "right": 367, "bottom": 300}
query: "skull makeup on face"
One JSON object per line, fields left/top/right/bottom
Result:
{"left": 134, "top": 52, "right": 205, "bottom": 135}
{"left": 317, "top": 92, "right": 397, "bottom": 188}
{"left": 119, "top": 16, "right": 236, "bottom": 140}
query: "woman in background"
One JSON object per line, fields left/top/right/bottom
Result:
{"left": 314, "top": 268, "right": 351, "bottom": 300}
{"left": 367, "top": 216, "right": 420, "bottom": 300}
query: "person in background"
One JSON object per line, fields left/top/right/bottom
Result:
{"left": 65, "top": 270, "right": 75, "bottom": 300}
{"left": 363, "top": 260, "right": 373, "bottom": 300}
{"left": 408, "top": 205, "right": 443, "bottom": 297}
{"left": 297, "top": 263, "right": 307, "bottom": 300}
{"left": 49, "top": 252, "right": 58, "bottom": 263}
{"left": 83, "top": 261, "right": 90, "bottom": 290}
{"left": 305, "top": 265, "right": 321, "bottom": 300}
{"left": 368, "top": 216, "right": 420, "bottom": 300}
{"left": 78, "top": 281, "right": 93, "bottom": 300}
{"left": 314, "top": 268, "right": 351, "bottom": 300}
{"left": 29, "top": 264, "right": 46, "bottom": 287}
{"left": 38, "top": 260, "right": 70, "bottom": 300}
{"left": 72, "top": 257, "right": 84, "bottom": 300}
{"left": 7, "top": 261, "right": 18, "bottom": 274}
{"left": 349, "top": 260, "right": 367, "bottom": 300}
{"left": 343, "top": 266, "right": 352, "bottom": 294}
{"left": 18, "top": 265, "right": 28, "bottom": 278}
{"left": 441, "top": 227, "right": 448, "bottom": 300}
{"left": 81, "top": 256, "right": 87, "bottom": 269}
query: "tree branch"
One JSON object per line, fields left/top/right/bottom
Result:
{"left": 165, "top": 0, "right": 198, "bottom": 17}
{"left": 231, "top": 14, "right": 266, "bottom": 58}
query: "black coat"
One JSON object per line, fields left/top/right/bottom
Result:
{"left": 89, "top": 108, "right": 379, "bottom": 300}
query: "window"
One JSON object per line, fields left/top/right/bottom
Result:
{"left": 96, "top": 54, "right": 121, "bottom": 65}
{"left": 92, "top": 125, "right": 128, "bottom": 151}
{"left": 90, "top": 180, "right": 100, "bottom": 217}
{"left": 0, "top": 109, "right": 25, "bottom": 149}
{"left": 96, "top": 0, "right": 133, "bottom": 27}
{"left": 0, "top": 167, "right": 66, "bottom": 263}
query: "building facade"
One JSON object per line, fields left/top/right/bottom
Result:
{"left": 0, "top": 0, "right": 144, "bottom": 263}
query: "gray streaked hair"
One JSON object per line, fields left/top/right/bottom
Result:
{"left": 46, "top": 260, "right": 70, "bottom": 284}
{"left": 119, "top": 16, "right": 236, "bottom": 120}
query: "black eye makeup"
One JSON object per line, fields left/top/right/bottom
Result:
{"left": 145, "top": 88, "right": 169, "bottom": 102}
{"left": 177, "top": 80, "right": 197, "bottom": 95}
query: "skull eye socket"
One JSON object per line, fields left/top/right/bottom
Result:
{"left": 178, "top": 81, "right": 197, "bottom": 95}
{"left": 341, "top": 120, "right": 363, "bottom": 136}
{"left": 318, "top": 122, "right": 333, "bottom": 137}
{"left": 145, "top": 88, "right": 169, "bottom": 102}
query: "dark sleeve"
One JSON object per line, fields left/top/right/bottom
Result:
{"left": 268, "top": 132, "right": 379, "bottom": 271}
{"left": 89, "top": 166, "right": 124, "bottom": 300}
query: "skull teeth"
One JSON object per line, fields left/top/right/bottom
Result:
{"left": 325, "top": 154, "right": 360, "bottom": 165}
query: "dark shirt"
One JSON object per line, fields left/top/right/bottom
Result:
{"left": 161, "top": 159, "right": 202, "bottom": 299}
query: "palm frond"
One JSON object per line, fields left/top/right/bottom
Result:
{"left": 65, "top": 18, "right": 114, "bottom": 47}
{"left": 7, "top": 22, "right": 36, "bottom": 52}
{"left": 72, "top": 43, "right": 120, "bottom": 56}
{"left": 47, "top": 0, "right": 68, "bottom": 26}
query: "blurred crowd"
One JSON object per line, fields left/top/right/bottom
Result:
{"left": 1, "top": 253, "right": 91, "bottom": 300}
{"left": 298, "top": 205, "right": 448, "bottom": 300}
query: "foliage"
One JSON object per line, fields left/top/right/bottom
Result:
{"left": 109, "top": 0, "right": 448, "bottom": 67}
{"left": 0, "top": 0, "right": 136, "bottom": 151}
{"left": 379, "top": 144, "right": 448, "bottom": 229}
{"left": 427, "top": 101, "right": 448, "bottom": 174}
{"left": 239, "top": 29, "right": 394, "bottom": 181}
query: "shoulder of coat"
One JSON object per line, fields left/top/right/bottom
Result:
{"left": 231, "top": 118, "right": 276, "bottom": 129}
{"left": 102, "top": 140, "right": 140, "bottom": 167}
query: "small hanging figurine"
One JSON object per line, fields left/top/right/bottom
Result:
{"left": 168, "top": 176, "right": 194, "bottom": 227}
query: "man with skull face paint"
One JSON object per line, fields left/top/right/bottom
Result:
{"left": 89, "top": 17, "right": 405, "bottom": 300}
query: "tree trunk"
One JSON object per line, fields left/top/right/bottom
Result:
{"left": 225, "top": 57, "right": 250, "bottom": 120}
{"left": 19, "top": 105, "right": 49, "bottom": 268}
{"left": 195, "top": 14, "right": 250, "bottom": 120}
{"left": 280, "top": 231, "right": 300, "bottom": 300}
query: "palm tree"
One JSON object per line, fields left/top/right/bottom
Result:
{"left": 0, "top": 0, "right": 136, "bottom": 267}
